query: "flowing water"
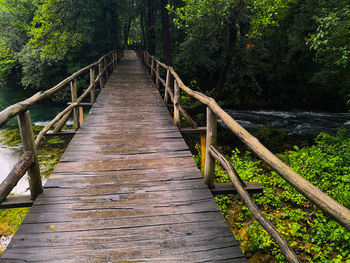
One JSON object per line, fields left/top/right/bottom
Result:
{"left": 223, "top": 109, "right": 350, "bottom": 135}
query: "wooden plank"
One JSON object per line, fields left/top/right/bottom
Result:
{"left": 211, "top": 182, "right": 263, "bottom": 195}
{"left": 0, "top": 196, "right": 33, "bottom": 209}
{"left": 46, "top": 130, "right": 77, "bottom": 136}
{"left": 68, "top": 102, "right": 93, "bottom": 107}
{"left": 180, "top": 126, "right": 206, "bottom": 134}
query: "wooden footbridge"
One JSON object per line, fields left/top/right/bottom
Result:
{"left": 0, "top": 51, "right": 349, "bottom": 262}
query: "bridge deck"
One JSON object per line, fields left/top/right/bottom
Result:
{"left": 1, "top": 51, "right": 246, "bottom": 262}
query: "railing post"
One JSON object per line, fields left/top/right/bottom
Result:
{"left": 174, "top": 80, "right": 180, "bottom": 127}
{"left": 17, "top": 110, "right": 43, "bottom": 200}
{"left": 164, "top": 69, "right": 170, "bottom": 104}
{"left": 99, "top": 62, "right": 104, "bottom": 89}
{"left": 104, "top": 57, "right": 108, "bottom": 79}
{"left": 90, "top": 67, "right": 96, "bottom": 104}
{"left": 204, "top": 107, "right": 217, "bottom": 188}
{"left": 200, "top": 132, "right": 206, "bottom": 171}
{"left": 156, "top": 63, "right": 160, "bottom": 90}
{"left": 71, "top": 79, "right": 80, "bottom": 130}
{"left": 114, "top": 51, "right": 117, "bottom": 69}
{"left": 151, "top": 56, "right": 155, "bottom": 77}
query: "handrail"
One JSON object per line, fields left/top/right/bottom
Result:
{"left": 143, "top": 51, "right": 350, "bottom": 262}
{"left": 0, "top": 50, "right": 116, "bottom": 129}
{"left": 0, "top": 50, "right": 120, "bottom": 206}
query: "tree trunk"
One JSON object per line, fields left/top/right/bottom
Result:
{"left": 140, "top": 14, "right": 146, "bottom": 49}
{"left": 214, "top": 21, "right": 237, "bottom": 99}
{"left": 123, "top": 19, "right": 132, "bottom": 48}
{"left": 146, "top": 0, "right": 156, "bottom": 55}
{"left": 160, "top": 0, "right": 172, "bottom": 65}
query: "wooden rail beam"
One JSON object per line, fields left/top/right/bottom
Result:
{"left": 0, "top": 151, "right": 34, "bottom": 203}
{"left": 209, "top": 146, "right": 300, "bottom": 263}
{"left": 53, "top": 110, "right": 71, "bottom": 133}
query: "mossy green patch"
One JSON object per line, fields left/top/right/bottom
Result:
{"left": 0, "top": 208, "right": 30, "bottom": 238}
{"left": 193, "top": 130, "right": 350, "bottom": 262}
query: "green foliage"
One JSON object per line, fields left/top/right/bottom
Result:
{"left": 194, "top": 131, "right": 350, "bottom": 262}
{"left": 0, "top": 207, "right": 30, "bottom": 239}
{"left": 308, "top": 2, "right": 350, "bottom": 67}
{"left": 28, "top": 0, "right": 94, "bottom": 60}
{"left": 247, "top": 0, "right": 297, "bottom": 37}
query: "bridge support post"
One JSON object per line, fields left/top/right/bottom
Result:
{"left": 17, "top": 110, "right": 43, "bottom": 200}
{"left": 104, "top": 58, "right": 108, "bottom": 79}
{"left": 71, "top": 79, "right": 80, "bottom": 130}
{"left": 200, "top": 132, "right": 206, "bottom": 172}
{"left": 90, "top": 67, "right": 96, "bottom": 104}
{"left": 151, "top": 56, "right": 155, "bottom": 78}
{"left": 156, "top": 63, "right": 160, "bottom": 90}
{"left": 164, "top": 69, "right": 170, "bottom": 104}
{"left": 99, "top": 62, "right": 104, "bottom": 89}
{"left": 173, "top": 80, "right": 180, "bottom": 127}
{"left": 114, "top": 51, "right": 118, "bottom": 68}
{"left": 204, "top": 107, "right": 217, "bottom": 188}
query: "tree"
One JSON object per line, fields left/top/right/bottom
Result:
{"left": 0, "top": 0, "right": 36, "bottom": 80}
{"left": 308, "top": 2, "right": 350, "bottom": 67}
{"left": 160, "top": 0, "right": 172, "bottom": 65}
{"left": 171, "top": 0, "right": 296, "bottom": 100}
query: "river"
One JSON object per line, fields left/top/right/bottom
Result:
{"left": 223, "top": 109, "right": 350, "bottom": 135}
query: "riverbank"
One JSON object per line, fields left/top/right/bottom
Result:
{"left": 186, "top": 128, "right": 350, "bottom": 262}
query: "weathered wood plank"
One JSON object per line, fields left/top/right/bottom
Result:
{"left": 0, "top": 196, "right": 33, "bottom": 209}
{"left": 211, "top": 182, "right": 263, "bottom": 195}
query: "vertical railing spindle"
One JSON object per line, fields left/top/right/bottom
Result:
{"left": 151, "top": 56, "right": 155, "bottom": 78}
{"left": 71, "top": 79, "right": 80, "bottom": 130}
{"left": 204, "top": 107, "right": 217, "bottom": 188}
{"left": 200, "top": 132, "right": 206, "bottom": 171}
{"left": 174, "top": 80, "right": 180, "bottom": 127}
{"left": 90, "top": 67, "right": 96, "bottom": 104}
{"left": 99, "top": 62, "right": 104, "bottom": 89}
{"left": 164, "top": 69, "right": 170, "bottom": 104}
{"left": 156, "top": 63, "right": 160, "bottom": 90}
{"left": 17, "top": 110, "right": 43, "bottom": 200}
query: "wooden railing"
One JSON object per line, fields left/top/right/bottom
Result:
{"left": 0, "top": 50, "right": 120, "bottom": 208}
{"left": 143, "top": 51, "right": 350, "bottom": 263}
